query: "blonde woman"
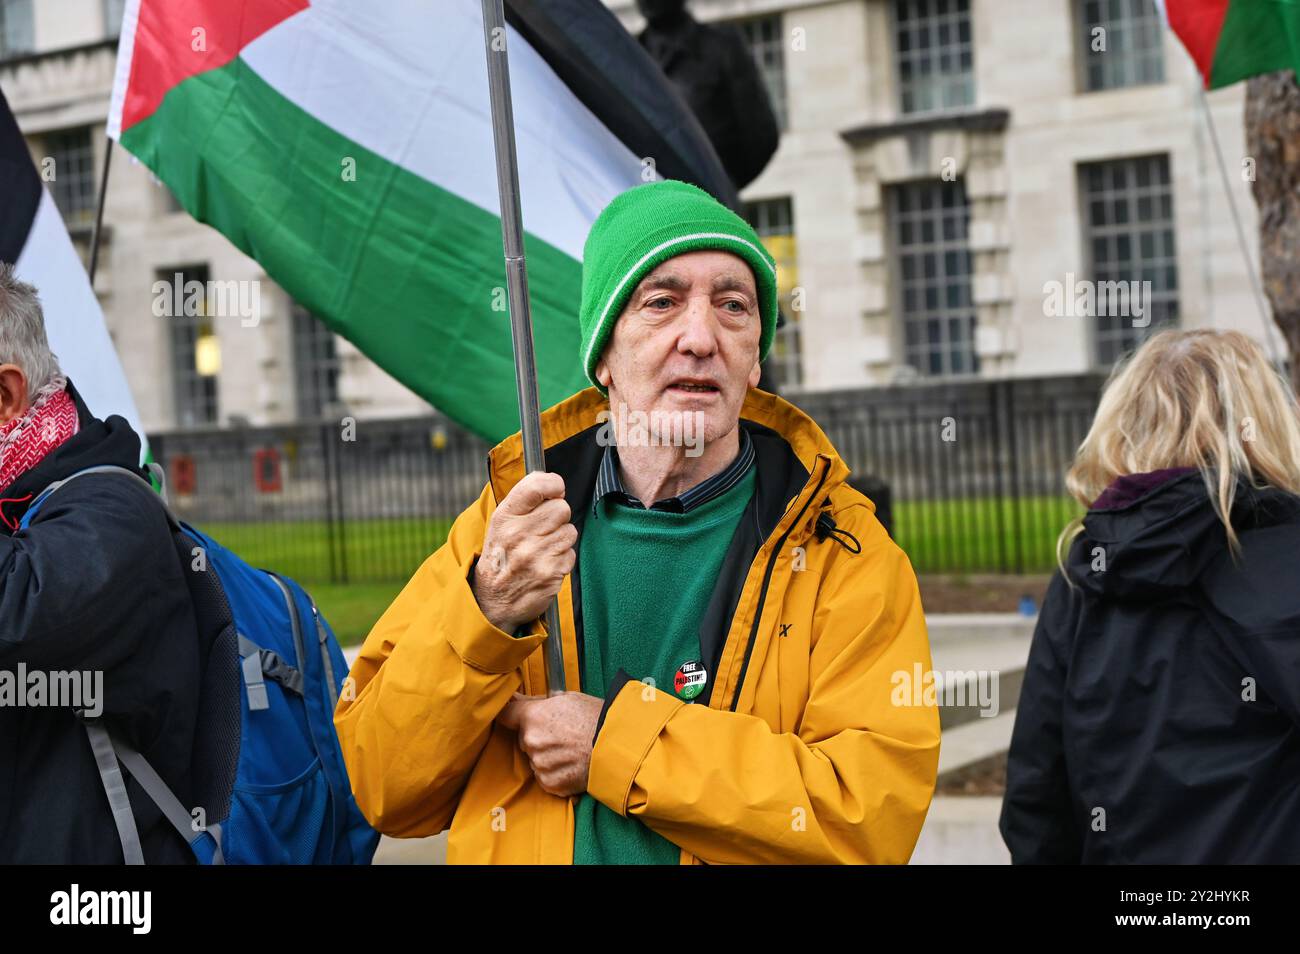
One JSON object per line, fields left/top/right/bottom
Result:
{"left": 1000, "top": 329, "right": 1300, "bottom": 863}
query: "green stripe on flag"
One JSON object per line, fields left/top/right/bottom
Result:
{"left": 122, "top": 56, "right": 587, "bottom": 443}
{"left": 1208, "top": 0, "right": 1300, "bottom": 88}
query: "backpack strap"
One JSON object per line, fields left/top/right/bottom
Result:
{"left": 19, "top": 464, "right": 166, "bottom": 531}
{"left": 310, "top": 600, "right": 340, "bottom": 712}
{"left": 84, "top": 721, "right": 146, "bottom": 865}
{"left": 265, "top": 574, "right": 337, "bottom": 708}
{"left": 146, "top": 461, "right": 169, "bottom": 505}
{"left": 238, "top": 632, "right": 305, "bottom": 709}
{"left": 83, "top": 721, "right": 226, "bottom": 865}
{"left": 27, "top": 466, "right": 225, "bottom": 864}
{"left": 268, "top": 573, "right": 309, "bottom": 672}
{"left": 241, "top": 643, "right": 271, "bottom": 712}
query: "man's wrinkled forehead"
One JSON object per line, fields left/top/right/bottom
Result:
{"left": 631, "top": 255, "right": 758, "bottom": 300}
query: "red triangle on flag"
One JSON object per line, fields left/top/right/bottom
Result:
{"left": 121, "top": 0, "right": 310, "bottom": 133}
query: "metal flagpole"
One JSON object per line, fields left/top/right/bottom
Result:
{"left": 478, "top": 0, "right": 566, "bottom": 696}
{"left": 1159, "top": 3, "right": 1285, "bottom": 364}
{"left": 1195, "top": 85, "right": 1285, "bottom": 364}
{"left": 87, "top": 135, "right": 114, "bottom": 285}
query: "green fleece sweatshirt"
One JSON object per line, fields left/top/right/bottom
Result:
{"left": 572, "top": 464, "right": 756, "bottom": 865}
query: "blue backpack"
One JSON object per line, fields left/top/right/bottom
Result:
{"left": 21, "top": 465, "right": 379, "bottom": 865}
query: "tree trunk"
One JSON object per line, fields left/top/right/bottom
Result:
{"left": 1245, "top": 72, "right": 1300, "bottom": 392}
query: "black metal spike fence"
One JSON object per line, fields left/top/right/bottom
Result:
{"left": 798, "top": 374, "right": 1105, "bottom": 575}
{"left": 148, "top": 374, "right": 1107, "bottom": 584}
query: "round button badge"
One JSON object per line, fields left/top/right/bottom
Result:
{"left": 673, "top": 660, "right": 707, "bottom": 701}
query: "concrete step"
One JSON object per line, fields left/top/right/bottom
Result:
{"left": 938, "top": 708, "right": 1016, "bottom": 779}
{"left": 374, "top": 831, "right": 447, "bottom": 865}
{"left": 911, "top": 796, "right": 1009, "bottom": 864}
{"left": 925, "top": 612, "right": 1037, "bottom": 644}
{"left": 927, "top": 614, "right": 1034, "bottom": 728}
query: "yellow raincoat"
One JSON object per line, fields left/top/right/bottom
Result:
{"left": 335, "top": 386, "right": 939, "bottom": 863}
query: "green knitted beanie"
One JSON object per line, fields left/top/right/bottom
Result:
{"left": 579, "top": 179, "right": 778, "bottom": 395}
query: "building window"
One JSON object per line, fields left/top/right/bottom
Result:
{"left": 102, "top": 0, "right": 125, "bottom": 38}
{"left": 743, "top": 197, "right": 802, "bottom": 390}
{"left": 0, "top": 0, "right": 34, "bottom": 59}
{"left": 292, "top": 302, "right": 341, "bottom": 420}
{"left": 164, "top": 265, "right": 220, "bottom": 427}
{"left": 45, "top": 127, "right": 97, "bottom": 228}
{"left": 736, "top": 15, "right": 787, "bottom": 131}
{"left": 894, "top": 0, "right": 974, "bottom": 115}
{"left": 1079, "top": 154, "right": 1179, "bottom": 365}
{"left": 889, "top": 179, "right": 978, "bottom": 377}
{"left": 1078, "top": 0, "right": 1165, "bottom": 91}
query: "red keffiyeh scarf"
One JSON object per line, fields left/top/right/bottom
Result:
{"left": 0, "top": 375, "right": 80, "bottom": 503}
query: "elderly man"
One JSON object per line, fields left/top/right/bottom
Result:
{"left": 337, "top": 180, "right": 939, "bottom": 864}
{"left": 0, "top": 264, "right": 203, "bottom": 863}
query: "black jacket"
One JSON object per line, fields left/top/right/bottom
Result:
{"left": 0, "top": 381, "right": 200, "bottom": 863}
{"left": 1001, "top": 470, "right": 1300, "bottom": 863}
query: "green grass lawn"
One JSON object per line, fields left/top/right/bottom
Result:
{"left": 197, "top": 517, "right": 454, "bottom": 583}
{"left": 192, "top": 518, "right": 453, "bottom": 647}
{"left": 890, "top": 495, "right": 1083, "bottom": 574}
{"left": 308, "top": 580, "right": 407, "bottom": 646}
{"left": 187, "top": 494, "right": 1084, "bottom": 645}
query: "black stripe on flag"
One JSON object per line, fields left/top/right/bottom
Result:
{"left": 0, "top": 88, "right": 40, "bottom": 265}
{"left": 505, "top": 0, "right": 740, "bottom": 211}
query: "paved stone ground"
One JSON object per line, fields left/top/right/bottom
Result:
{"left": 373, "top": 831, "right": 447, "bottom": 864}
{"left": 910, "top": 797, "right": 1009, "bottom": 864}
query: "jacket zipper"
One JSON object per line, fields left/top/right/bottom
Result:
{"left": 682, "top": 460, "right": 830, "bottom": 865}
{"left": 727, "top": 459, "right": 830, "bottom": 713}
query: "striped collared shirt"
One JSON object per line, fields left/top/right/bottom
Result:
{"left": 591, "top": 426, "right": 755, "bottom": 518}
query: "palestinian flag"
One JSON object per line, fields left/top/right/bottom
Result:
{"left": 108, "top": 0, "right": 734, "bottom": 442}
{"left": 0, "top": 89, "right": 147, "bottom": 451}
{"left": 1157, "top": 0, "right": 1300, "bottom": 88}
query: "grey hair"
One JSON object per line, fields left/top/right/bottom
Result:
{"left": 0, "top": 262, "right": 61, "bottom": 394}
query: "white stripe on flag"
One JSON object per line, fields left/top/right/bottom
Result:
{"left": 240, "top": 0, "right": 651, "bottom": 260}
{"left": 106, "top": 0, "right": 143, "bottom": 141}
{"left": 15, "top": 190, "right": 147, "bottom": 455}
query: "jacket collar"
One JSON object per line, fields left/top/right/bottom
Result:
{"left": 1091, "top": 467, "right": 1199, "bottom": 511}
{"left": 486, "top": 385, "right": 852, "bottom": 545}
{"left": 590, "top": 424, "right": 755, "bottom": 517}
